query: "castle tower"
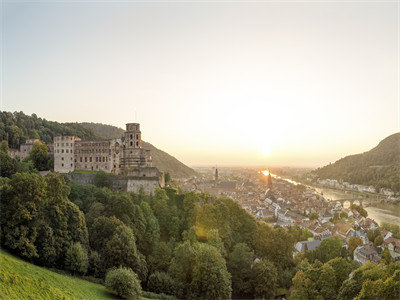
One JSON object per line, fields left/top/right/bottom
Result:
{"left": 120, "top": 123, "right": 152, "bottom": 172}
{"left": 124, "top": 123, "right": 142, "bottom": 149}
{"left": 267, "top": 169, "right": 272, "bottom": 189}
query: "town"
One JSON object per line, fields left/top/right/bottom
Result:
{"left": 178, "top": 167, "right": 400, "bottom": 265}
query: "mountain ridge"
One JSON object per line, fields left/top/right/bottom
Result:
{"left": 312, "top": 132, "right": 400, "bottom": 192}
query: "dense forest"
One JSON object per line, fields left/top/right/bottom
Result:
{"left": 81, "top": 122, "right": 196, "bottom": 178}
{"left": 0, "top": 111, "right": 102, "bottom": 149}
{"left": 1, "top": 146, "right": 399, "bottom": 299}
{"left": 0, "top": 111, "right": 196, "bottom": 178}
{"left": 312, "top": 133, "right": 400, "bottom": 192}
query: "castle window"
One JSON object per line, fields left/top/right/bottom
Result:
{"left": 85, "top": 157, "right": 87, "bottom": 162}
{"left": 90, "top": 157, "right": 92, "bottom": 162}
{"left": 130, "top": 134, "right": 133, "bottom": 139}
{"left": 96, "top": 165, "right": 98, "bottom": 169}
{"left": 62, "top": 157, "right": 64, "bottom": 161}
{"left": 70, "top": 163, "right": 73, "bottom": 167}
{"left": 75, "top": 159, "right": 77, "bottom": 162}
{"left": 96, "top": 157, "right": 98, "bottom": 162}
{"left": 61, "top": 149, "right": 64, "bottom": 153}
{"left": 70, "top": 157, "right": 72, "bottom": 160}
{"left": 71, "top": 150, "right": 73, "bottom": 153}
{"left": 136, "top": 142, "right": 139, "bottom": 147}
{"left": 130, "top": 141, "right": 133, "bottom": 146}
{"left": 66, "top": 143, "right": 69, "bottom": 146}
{"left": 66, "top": 149, "right": 69, "bottom": 153}
{"left": 136, "top": 134, "right": 138, "bottom": 139}
{"left": 114, "top": 165, "right": 116, "bottom": 168}
{"left": 61, "top": 163, "right": 64, "bottom": 167}
{"left": 80, "top": 157, "right": 82, "bottom": 162}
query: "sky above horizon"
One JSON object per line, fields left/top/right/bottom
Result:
{"left": 2, "top": 0, "right": 399, "bottom": 168}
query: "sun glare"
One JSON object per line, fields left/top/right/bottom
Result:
{"left": 261, "top": 170, "right": 270, "bottom": 176}
{"left": 261, "top": 145, "right": 271, "bottom": 156}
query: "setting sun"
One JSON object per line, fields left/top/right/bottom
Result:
{"left": 261, "top": 145, "right": 271, "bottom": 156}
{"left": 261, "top": 170, "right": 270, "bottom": 176}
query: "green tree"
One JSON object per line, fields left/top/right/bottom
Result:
{"left": 65, "top": 242, "right": 89, "bottom": 274}
{"left": 189, "top": 243, "right": 232, "bottom": 300}
{"left": 28, "top": 141, "right": 51, "bottom": 171}
{"left": 148, "top": 241, "right": 173, "bottom": 273}
{"left": 227, "top": 243, "right": 254, "bottom": 297}
{"left": 0, "top": 173, "right": 46, "bottom": 259}
{"left": 0, "top": 151, "right": 19, "bottom": 177}
{"left": 105, "top": 267, "right": 142, "bottom": 299}
{"left": 104, "top": 224, "right": 147, "bottom": 281}
{"left": 317, "top": 264, "right": 336, "bottom": 300}
{"left": 381, "top": 248, "right": 392, "bottom": 265}
{"left": 147, "top": 271, "right": 175, "bottom": 296}
{"left": 348, "top": 237, "right": 363, "bottom": 257}
{"left": 373, "top": 235, "right": 383, "bottom": 247}
{"left": 252, "top": 258, "right": 278, "bottom": 299}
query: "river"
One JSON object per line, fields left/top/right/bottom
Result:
{"left": 273, "top": 174, "right": 400, "bottom": 225}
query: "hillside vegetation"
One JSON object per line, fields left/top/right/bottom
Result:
{"left": 81, "top": 122, "right": 196, "bottom": 178}
{"left": 0, "top": 250, "right": 111, "bottom": 299}
{"left": 0, "top": 111, "right": 102, "bottom": 149}
{"left": 313, "top": 133, "right": 400, "bottom": 192}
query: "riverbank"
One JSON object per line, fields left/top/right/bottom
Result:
{"left": 275, "top": 175, "right": 400, "bottom": 225}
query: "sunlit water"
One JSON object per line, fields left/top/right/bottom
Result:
{"left": 274, "top": 175, "right": 400, "bottom": 225}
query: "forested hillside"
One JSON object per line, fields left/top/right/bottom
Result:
{"left": 313, "top": 133, "right": 400, "bottom": 192}
{"left": 0, "top": 111, "right": 102, "bottom": 149}
{"left": 81, "top": 122, "right": 196, "bottom": 178}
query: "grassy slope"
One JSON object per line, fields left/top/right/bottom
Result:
{"left": 80, "top": 122, "right": 196, "bottom": 178}
{"left": 0, "top": 250, "right": 113, "bottom": 300}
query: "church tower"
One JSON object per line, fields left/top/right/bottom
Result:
{"left": 215, "top": 167, "right": 219, "bottom": 186}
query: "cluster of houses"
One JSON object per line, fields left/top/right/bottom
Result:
{"left": 182, "top": 168, "right": 400, "bottom": 265}
{"left": 314, "top": 178, "right": 396, "bottom": 197}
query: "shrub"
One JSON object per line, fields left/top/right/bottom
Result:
{"left": 147, "top": 271, "right": 175, "bottom": 295}
{"left": 65, "top": 242, "right": 89, "bottom": 274}
{"left": 105, "top": 267, "right": 142, "bottom": 299}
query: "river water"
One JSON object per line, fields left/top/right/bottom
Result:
{"left": 313, "top": 186, "right": 400, "bottom": 225}
{"left": 273, "top": 175, "right": 400, "bottom": 225}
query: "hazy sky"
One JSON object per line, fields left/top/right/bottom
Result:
{"left": 2, "top": 0, "right": 399, "bottom": 167}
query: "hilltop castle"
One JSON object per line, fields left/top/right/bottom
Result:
{"left": 8, "top": 123, "right": 164, "bottom": 194}
{"left": 54, "top": 123, "right": 152, "bottom": 174}
{"left": 53, "top": 123, "right": 164, "bottom": 194}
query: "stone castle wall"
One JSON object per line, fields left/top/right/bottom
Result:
{"left": 67, "top": 172, "right": 162, "bottom": 195}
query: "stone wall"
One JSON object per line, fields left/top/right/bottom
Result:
{"left": 67, "top": 172, "right": 160, "bottom": 195}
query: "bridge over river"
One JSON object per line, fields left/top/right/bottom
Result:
{"left": 331, "top": 197, "right": 387, "bottom": 207}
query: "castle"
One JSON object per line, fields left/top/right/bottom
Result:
{"left": 54, "top": 123, "right": 152, "bottom": 174}
{"left": 11, "top": 123, "right": 164, "bottom": 194}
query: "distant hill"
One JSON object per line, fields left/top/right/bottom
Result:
{"left": 80, "top": 122, "right": 196, "bottom": 178}
{"left": 313, "top": 133, "right": 400, "bottom": 192}
{"left": 0, "top": 249, "right": 111, "bottom": 299}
